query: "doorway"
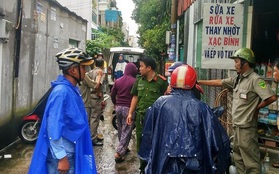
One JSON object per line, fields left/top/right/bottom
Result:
{"left": 252, "top": 0, "right": 279, "bottom": 63}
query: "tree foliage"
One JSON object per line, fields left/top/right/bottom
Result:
{"left": 86, "top": 26, "right": 128, "bottom": 57}
{"left": 132, "top": 0, "right": 172, "bottom": 60}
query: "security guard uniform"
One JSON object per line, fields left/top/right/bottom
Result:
{"left": 222, "top": 69, "right": 275, "bottom": 174}
{"left": 88, "top": 67, "right": 105, "bottom": 140}
{"left": 79, "top": 73, "right": 97, "bottom": 122}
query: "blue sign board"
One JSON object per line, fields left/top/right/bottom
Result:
{"left": 105, "top": 10, "right": 120, "bottom": 22}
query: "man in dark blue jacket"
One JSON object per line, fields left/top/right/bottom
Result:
{"left": 138, "top": 65, "right": 230, "bottom": 174}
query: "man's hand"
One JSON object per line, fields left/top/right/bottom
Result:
{"left": 277, "top": 117, "right": 279, "bottom": 130}
{"left": 127, "top": 113, "right": 133, "bottom": 125}
{"left": 57, "top": 156, "right": 70, "bottom": 174}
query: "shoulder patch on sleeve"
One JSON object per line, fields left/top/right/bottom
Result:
{"left": 158, "top": 74, "right": 167, "bottom": 81}
{"left": 258, "top": 80, "right": 267, "bottom": 89}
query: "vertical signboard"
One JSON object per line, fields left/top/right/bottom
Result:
{"left": 165, "top": 61, "right": 174, "bottom": 77}
{"left": 202, "top": 3, "right": 244, "bottom": 69}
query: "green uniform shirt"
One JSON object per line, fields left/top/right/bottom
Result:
{"left": 131, "top": 74, "right": 169, "bottom": 115}
{"left": 222, "top": 69, "right": 275, "bottom": 127}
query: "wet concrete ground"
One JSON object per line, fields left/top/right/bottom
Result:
{"left": 1, "top": 97, "right": 279, "bottom": 173}
{"left": 0, "top": 98, "right": 140, "bottom": 174}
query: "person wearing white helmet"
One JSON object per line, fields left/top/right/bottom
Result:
{"left": 28, "top": 47, "right": 97, "bottom": 174}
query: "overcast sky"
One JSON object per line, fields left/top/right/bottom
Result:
{"left": 116, "top": 0, "right": 138, "bottom": 36}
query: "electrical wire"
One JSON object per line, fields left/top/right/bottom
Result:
{"left": 15, "top": 0, "right": 23, "bottom": 29}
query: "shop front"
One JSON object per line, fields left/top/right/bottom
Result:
{"left": 178, "top": 0, "right": 279, "bottom": 159}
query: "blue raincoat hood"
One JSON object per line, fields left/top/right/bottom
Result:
{"left": 138, "top": 89, "right": 230, "bottom": 174}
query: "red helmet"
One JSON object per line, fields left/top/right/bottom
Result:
{"left": 170, "top": 65, "right": 197, "bottom": 89}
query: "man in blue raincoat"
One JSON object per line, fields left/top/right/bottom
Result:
{"left": 138, "top": 65, "right": 230, "bottom": 174}
{"left": 28, "top": 47, "right": 97, "bottom": 174}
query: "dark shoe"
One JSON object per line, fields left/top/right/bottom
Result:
{"left": 115, "top": 153, "right": 125, "bottom": 163}
{"left": 92, "top": 139, "right": 103, "bottom": 146}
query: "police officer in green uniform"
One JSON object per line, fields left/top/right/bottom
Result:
{"left": 199, "top": 48, "right": 277, "bottom": 174}
{"left": 127, "top": 57, "right": 168, "bottom": 173}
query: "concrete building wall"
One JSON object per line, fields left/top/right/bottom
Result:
{"left": 0, "top": 0, "right": 87, "bottom": 149}
{"left": 99, "top": 0, "right": 110, "bottom": 27}
{"left": 128, "top": 35, "right": 138, "bottom": 48}
{"left": 0, "top": 0, "right": 16, "bottom": 138}
{"left": 57, "top": 0, "right": 92, "bottom": 40}
{"left": 122, "top": 22, "right": 129, "bottom": 42}
{"left": 92, "top": 0, "right": 99, "bottom": 30}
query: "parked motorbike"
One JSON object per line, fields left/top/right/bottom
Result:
{"left": 18, "top": 90, "right": 110, "bottom": 144}
{"left": 18, "top": 87, "right": 53, "bottom": 144}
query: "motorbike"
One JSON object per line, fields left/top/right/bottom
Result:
{"left": 18, "top": 87, "right": 53, "bottom": 144}
{"left": 111, "top": 110, "right": 117, "bottom": 129}
{"left": 18, "top": 89, "right": 110, "bottom": 144}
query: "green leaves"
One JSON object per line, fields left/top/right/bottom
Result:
{"left": 132, "top": 0, "right": 171, "bottom": 59}
{"left": 86, "top": 26, "right": 127, "bottom": 57}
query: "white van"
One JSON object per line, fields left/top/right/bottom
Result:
{"left": 108, "top": 47, "right": 145, "bottom": 89}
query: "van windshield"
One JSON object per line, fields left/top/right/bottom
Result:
{"left": 108, "top": 47, "right": 145, "bottom": 88}
{"left": 111, "top": 53, "right": 141, "bottom": 73}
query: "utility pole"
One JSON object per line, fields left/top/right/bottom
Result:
{"left": 169, "top": 0, "right": 177, "bottom": 60}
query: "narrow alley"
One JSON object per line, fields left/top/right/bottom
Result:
{"left": 0, "top": 98, "right": 140, "bottom": 174}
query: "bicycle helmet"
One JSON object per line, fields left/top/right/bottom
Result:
{"left": 229, "top": 48, "right": 255, "bottom": 64}
{"left": 170, "top": 65, "right": 197, "bottom": 90}
{"left": 167, "top": 61, "right": 187, "bottom": 72}
{"left": 55, "top": 47, "right": 93, "bottom": 70}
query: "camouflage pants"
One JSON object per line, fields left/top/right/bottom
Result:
{"left": 115, "top": 106, "right": 135, "bottom": 156}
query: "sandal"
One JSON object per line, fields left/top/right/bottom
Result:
{"left": 115, "top": 153, "right": 125, "bottom": 163}
{"left": 272, "top": 163, "right": 279, "bottom": 168}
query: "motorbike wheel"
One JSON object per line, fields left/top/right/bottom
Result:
{"left": 18, "top": 120, "right": 40, "bottom": 144}
{"left": 112, "top": 114, "right": 118, "bottom": 130}
{"left": 112, "top": 112, "right": 135, "bottom": 130}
